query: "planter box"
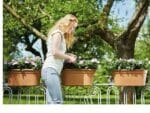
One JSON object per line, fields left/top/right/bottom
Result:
{"left": 8, "top": 69, "right": 41, "bottom": 86}
{"left": 112, "top": 70, "right": 147, "bottom": 86}
{"left": 61, "top": 69, "right": 96, "bottom": 86}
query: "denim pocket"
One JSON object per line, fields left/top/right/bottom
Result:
{"left": 41, "top": 68, "right": 58, "bottom": 81}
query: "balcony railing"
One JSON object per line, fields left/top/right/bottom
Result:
{"left": 3, "top": 83, "right": 150, "bottom": 104}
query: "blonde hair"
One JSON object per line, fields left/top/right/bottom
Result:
{"left": 48, "top": 14, "right": 78, "bottom": 49}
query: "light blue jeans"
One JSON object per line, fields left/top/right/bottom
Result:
{"left": 41, "top": 67, "right": 63, "bottom": 104}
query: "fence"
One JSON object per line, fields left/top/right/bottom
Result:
{"left": 3, "top": 83, "right": 150, "bottom": 104}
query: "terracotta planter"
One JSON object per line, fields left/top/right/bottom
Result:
{"left": 8, "top": 69, "right": 41, "bottom": 86}
{"left": 112, "top": 70, "right": 147, "bottom": 86}
{"left": 61, "top": 69, "right": 96, "bottom": 86}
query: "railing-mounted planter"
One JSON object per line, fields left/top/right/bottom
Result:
{"left": 7, "top": 56, "right": 42, "bottom": 86}
{"left": 8, "top": 69, "right": 41, "bottom": 86}
{"left": 112, "top": 69, "right": 147, "bottom": 86}
{"left": 61, "top": 69, "right": 96, "bottom": 86}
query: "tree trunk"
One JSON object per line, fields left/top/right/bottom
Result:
{"left": 41, "top": 39, "right": 47, "bottom": 60}
{"left": 115, "top": 39, "right": 136, "bottom": 104}
{"left": 115, "top": 38, "right": 135, "bottom": 59}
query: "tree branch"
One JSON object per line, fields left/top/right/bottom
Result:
{"left": 83, "top": 0, "right": 115, "bottom": 48}
{"left": 86, "top": 23, "right": 115, "bottom": 48}
{"left": 38, "top": 6, "right": 51, "bottom": 20}
{"left": 41, "top": 39, "right": 47, "bottom": 60}
{"left": 97, "top": 28, "right": 115, "bottom": 48}
{"left": 120, "top": 0, "right": 149, "bottom": 41}
{"left": 3, "top": 2, "right": 47, "bottom": 41}
{"left": 31, "top": 38, "right": 38, "bottom": 45}
{"left": 24, "top": 34, "right": 41, "bottom": 57}
{"left": 25, "top": 46, "right": 41, "bottom": 57}
{"left": 99, "top": 0, "right": 114, "bottom": 28}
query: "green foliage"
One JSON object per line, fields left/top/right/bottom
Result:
{"left": 108, "top": 58, "right": 150, "bottom": 71}
{"left": 94, "top": 58, "right": 150, "bottom": 84}
{"left": 3, "top": 0, "right": 102, "bottom": 59}
{"left": 135, "top": 19, "right": 150, "bottom": 59}
{"left": 3, "top": 0, "right": 124, "bottom": 61}
{"left": 108, "top": 17, "right": 125, "bottom": 36}
{"left": 3, "top": 10, "right": 25, "bottom": 60}
{"left": 135, "top": 40, "right": 150, "bottom": 60}
{"left": 4, "top": 0, "right": 117, "bottom": 85}
{"left": 7, "top": 56, "right": 42, "bottom": 70}
{"left": 64, "top": 58, "right": 100, "bottom": 69}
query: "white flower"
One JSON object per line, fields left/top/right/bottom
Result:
{"left": 91, "top": 58, "right": 99, "bottom": 63}
{"left": 138, "top": 61, "right": 142, "bottom": 65}
{"left": 79, "top": 60, "right": 84, "bottom": 65}
{"left": 127, "top": 59, "right": 135, "bottom": 62}
{"left": 78, "top": 56, "right": 82, "bottom": 59}
{"left": 106, "top": 58, "right": 112, "bottom": 62}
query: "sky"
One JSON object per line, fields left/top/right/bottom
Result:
{"left": 101, "top": 0, "right": 136, "bottom": 27}
{"left": 110, "top": 0, "right": 136, "bottom": 27}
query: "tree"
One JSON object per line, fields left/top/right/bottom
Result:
{"left": 3, "top": 0, "right": 104, "bottom": 60}
{"left": 4, "top": 0, "right": 149, "bottom": 58}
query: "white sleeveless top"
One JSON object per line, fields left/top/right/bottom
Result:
{"left": 42, "top": 29, "right": 66, "bottom": 74}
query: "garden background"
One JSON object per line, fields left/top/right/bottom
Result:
{"left": 2, "top": 0, "right": 150, "bottom": 105}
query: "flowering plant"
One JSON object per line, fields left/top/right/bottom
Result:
{"left": 7, "top": 56, "right": 42, "bottom": 70}
{"left": 64, "top": 58, "right": 100, "bottom": 69}
{"left": 108, "top": 58, "right": 150, "bottom": 71}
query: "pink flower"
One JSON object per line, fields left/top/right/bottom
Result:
{"left": 12, "top": 61, "right": 18, "bottom": 65}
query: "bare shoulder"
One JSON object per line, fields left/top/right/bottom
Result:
{"left": 51, "top": 31, "right": 62, "bottom": 38}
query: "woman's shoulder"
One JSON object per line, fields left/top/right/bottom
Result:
{"left": 51, "top": 29, "right": 64, "bottom": 36}
{"left": 47, "top": 29, "right": 64, "bottom": 41}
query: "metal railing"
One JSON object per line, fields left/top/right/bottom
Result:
{"left": 63, "top": 84, "right": 150, "bottom": 104}
{"left": 3, "top": 84, "right": 150, "bottom": 104}
{"left": 3, "top": 85, "right": 46, "bottom": 104}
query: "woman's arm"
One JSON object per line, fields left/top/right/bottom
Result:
{"left": 51, "top": 33, "right": 76, "bottom": 63}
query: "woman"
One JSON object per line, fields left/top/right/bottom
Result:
{"left": 41, "top": 14, "right": 78, "bottom": 104}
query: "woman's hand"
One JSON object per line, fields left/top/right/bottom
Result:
{"left": 66, "top": 53, "right": 77, "bottom": 63}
